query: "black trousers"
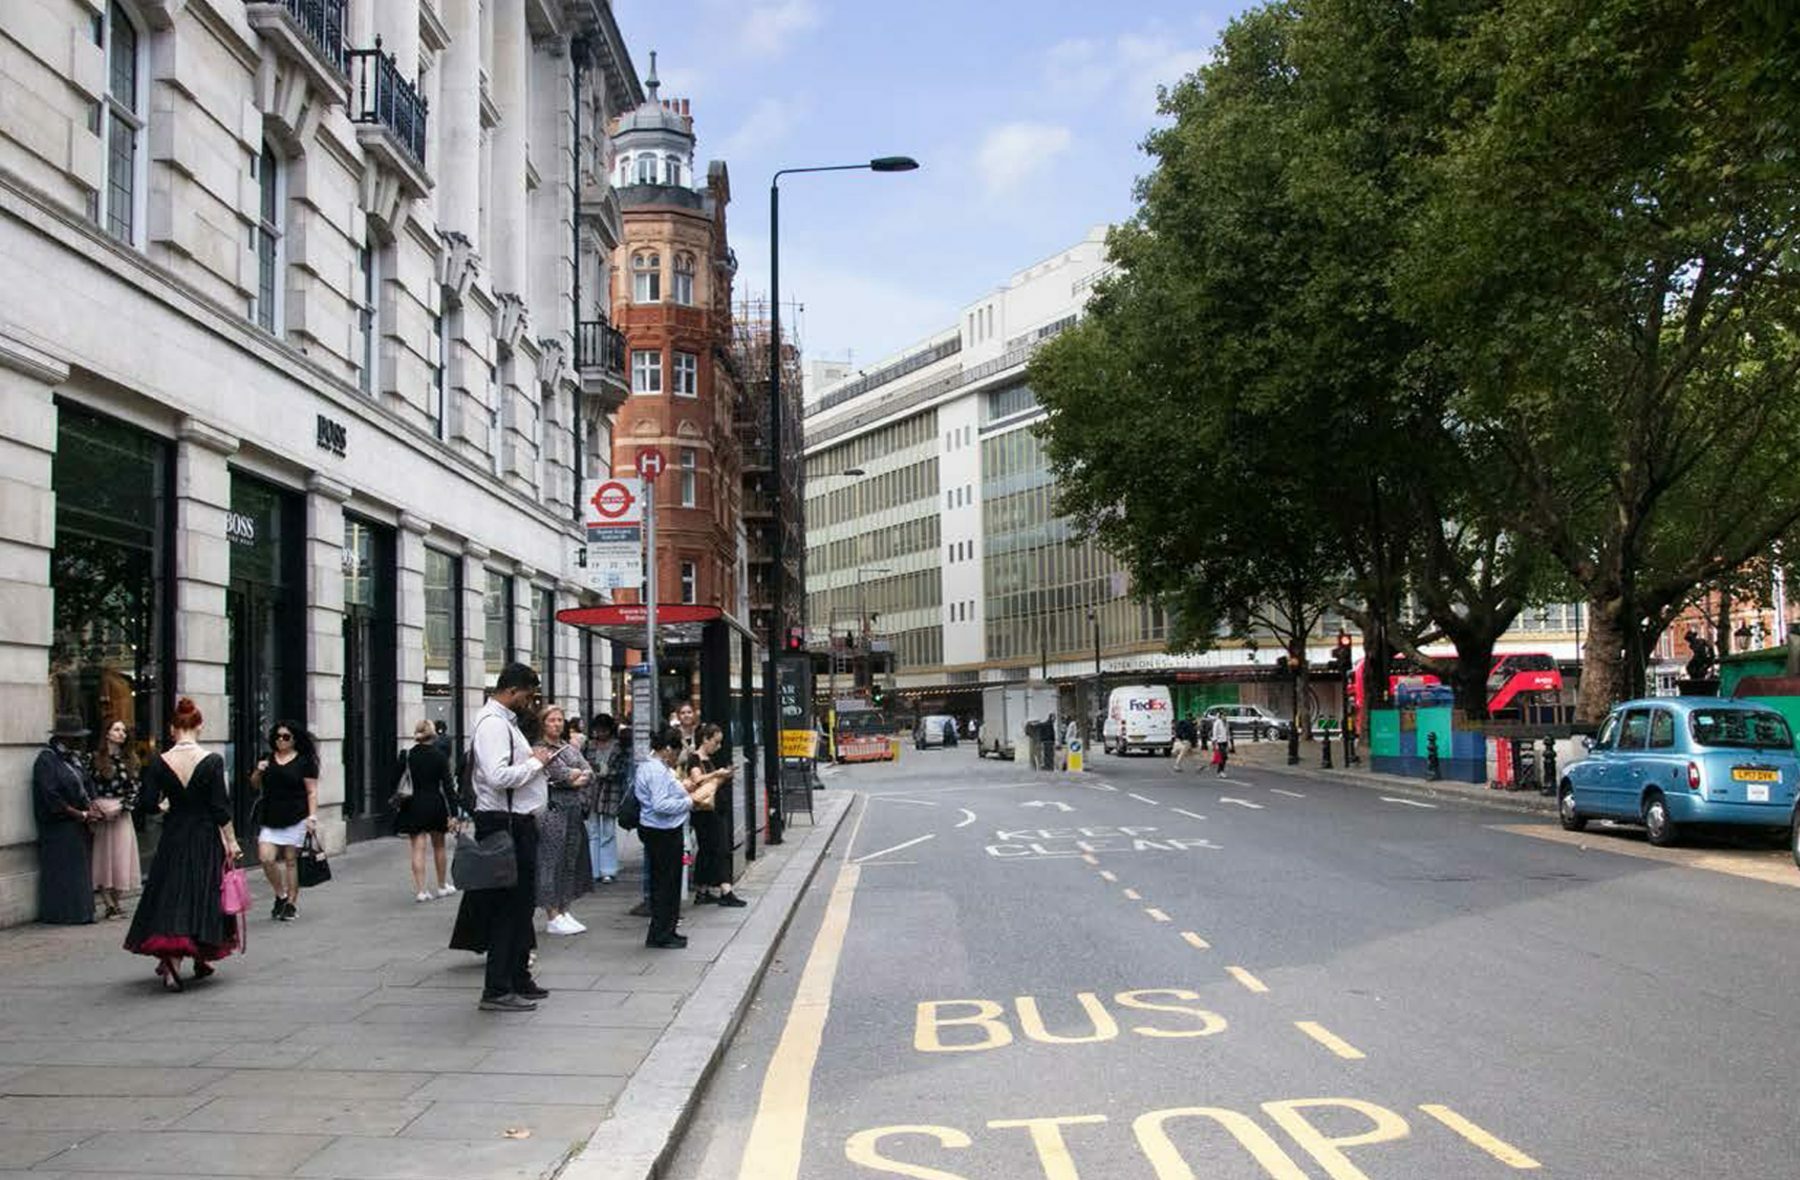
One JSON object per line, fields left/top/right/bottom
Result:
{"left": 639, "top": 825, "right": 684, "bottom": 942}
{"left": 476, "top": 810, "right": 538, "bottom": 997}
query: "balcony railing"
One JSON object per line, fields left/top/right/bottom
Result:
{"left": 349, "top": 40, "right": 427, "bottom": 167}
{"left": 255, "top": 0, "right": 349, "bottom": 76}
{"left": 576, "top": 320, "right": 627, "bottom": 378}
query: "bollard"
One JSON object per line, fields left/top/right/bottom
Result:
{"left": 1321, "top": 728, "right": 1333, "bottom": 769}
{"left": 1426, "top": 731, "right": 1442, "bottom": 781}
{"left": 1540, "top": 735, "right": 1557, "bottom": 796}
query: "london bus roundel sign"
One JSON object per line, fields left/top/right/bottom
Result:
{"left": 590, "top": 480, "right": 636, "bottom": 520}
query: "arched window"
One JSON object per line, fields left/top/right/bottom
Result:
{"left": 252, "top": 141, "right": 284, "bottom": 332}
{"left": 98, "top": 1, "right": 146, "bottom": 245}
{"left": 664, "top": 154, "right": 683, "bottom": 187}
{"left": 635, "top": 153, "right": 656, "bottom": 184}
{"left": 632, "top": 251, "right": 660, "bottom": 302}
{"left": 672, "top": 252, "right": 695, "bottom": 305}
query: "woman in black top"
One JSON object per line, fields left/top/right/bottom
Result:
{"left": 394, "top": 719, "right": 457, "bottom": 901}
{"left": 90, "top": 719, "right": 143, "bottom": 919}
{"left": 682, "top": 724, "right": 744, "bottom": 908}
{"left": 33, "top": 714, "right": 98, "bottom": 925}
{"left": 250, "top": 721, "right": 318, "bottom": 922}
{"left": 125, "top": 697, "right": 241, "bottom": 990}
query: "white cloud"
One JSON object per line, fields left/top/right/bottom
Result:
{"left": 738, "top": 0, "right": 821, "bottom": 58}
{"left": 976, "top": 122, "right": 1074, "bottom": 197}
{"left": 720, "top": 96, "right": 804, "bottom": 161}
{"left": 1043, "top": 26, "right": 1214, "bottom": 117}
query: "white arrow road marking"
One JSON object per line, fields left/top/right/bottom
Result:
{"left": 954, "top": 808, "right": 977, "bottom": 828}
{"left": 1270, "top": 788, "right": 1306, "bottom": 798}
{"left": 1082, "top": 781, "right": 1119, "bottom": 791}
{"left": 1020, "top": 800, "right": 1075, "bottom": 812}
{"left": 1219, "top": 797, "right": 1265, "bottom": 810}
{"left": 1380, "top": 796, "right": 1438, "bottom": 809}
{"left": 1128, "top": 793, "right": 1161, "bottom": 806}
{"left": 854, "top": 833, "right": 936, "bottom": 864}
{"left": 1172, "top": 808, "right": 1209, "bottom": 821}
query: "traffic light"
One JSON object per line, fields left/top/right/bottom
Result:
{"left": 870, "top": 684, "right": 887, "bottom": 708}
{"left": 1332, "top": 633, "right": 1354, "bottom": 673}
{"left": 784, "top": 626, "right": 805, "bottom": 652}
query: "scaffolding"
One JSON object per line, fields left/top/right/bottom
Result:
{"left": 732, "top": 297, "right": 807, "bottom": 640}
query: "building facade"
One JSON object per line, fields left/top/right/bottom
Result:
{"left": 0, "top": 0, "right": 641, "bottom": 923}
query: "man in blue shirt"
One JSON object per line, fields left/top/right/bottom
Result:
{"left": 634, "top": 726, "right": 692, "bottom": 948}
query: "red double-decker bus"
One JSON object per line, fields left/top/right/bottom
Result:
{"left": 1350, "top": 652, "right": 1563, "bottom": 717}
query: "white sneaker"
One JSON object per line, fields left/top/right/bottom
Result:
{"left": 546, "top": 914, "right": 578, "bottom": 936}
{"left": 415, "top": 891, "right": 432, "bottom": 903}
{"left": 436, "top": 884, "right": 457, "bottom": 897}
{"left": 563, "top": 914, "right": 587, "bottom": 933}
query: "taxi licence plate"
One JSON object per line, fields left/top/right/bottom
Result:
{"left": 1731, "top": 768, "right": 1779, "bottom": 782}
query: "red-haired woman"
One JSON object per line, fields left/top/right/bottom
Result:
{"left": 123, "top": 698, "right": 242, "bottom": 991}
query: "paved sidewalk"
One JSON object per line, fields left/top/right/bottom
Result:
{"left": 1228, "top": 738, "right": 1558, "bottom": 815}
{"left": 0, "top": 793, "right": 850, "bottom": 1180}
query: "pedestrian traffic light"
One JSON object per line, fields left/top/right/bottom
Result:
{"left": 1332, "top": 632, "right": 1354, "bottom": 673}
{"left": 784, "top": 627, "right": 805, "bottom": 652}
{"left": 870, "top": 684, "right": 886, "bottom": 708}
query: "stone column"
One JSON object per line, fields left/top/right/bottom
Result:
{"left": 304, "top": 475, "right": 351, "bottom": 852}
{"left": 396, "top": 511, "right": 431, "bottom": 745}
{"left": 489, "top": 0, "right": 528, "bottom": 295}
{"left": 556, "top": 579, "right": 582, "bottom": 715}
{"left": 461, "top": 542, "right": 490, "bottom": 726}
{"left": 173, "top": 417, "right": 239, "bottom": 751}
{"left": 439, "top": 0, "right": 483, "bottom": 245}
{"left": 0, "top": 331, "right": 68, "bottom": 926}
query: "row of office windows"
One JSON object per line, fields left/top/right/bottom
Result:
{"left": 804, "top": 410, "right": 938, "bottom": 483}
{"left": 810, "top": 514, "right": 941, "bottom": 578}
{"left": 806, "top": 457, "right": 941, "bottom": 531}
{"left": 632, "top": 349, "right": 700, "bottom": 396}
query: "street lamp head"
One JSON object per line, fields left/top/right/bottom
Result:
{"left": 870, "top": 156, "right": 919, "bottom": 172}
{"left": 842, "top": 466, "right": 867, "bottom": 477}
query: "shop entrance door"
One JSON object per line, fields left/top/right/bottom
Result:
{"left": 342, "top": 518, "right": 396, "bottom": 842}
{"left": 225, "top": 583, "right": 298, "bottom": 844}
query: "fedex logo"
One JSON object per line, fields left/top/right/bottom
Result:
{"left": 1127, "top": 698, "right": 1169, "bottom": 711}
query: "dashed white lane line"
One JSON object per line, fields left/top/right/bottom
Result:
{"left": 1227, "top": 966, "right": 1270, "bottom": 994}
{"left": 1123, "top": 888, "right": 1143, "bottom": 901}
{"left": 1172, "top": 808, "right": 1209, "bottom": 821}
{"left": 1128, "top": 793, "right": 1161, "bottom": 806}
{"left": 1144, "top": 907, "right": 1171, "bottom": 923}
{"left": 1295, "top": 1020, "right": 1366, "bottom": 1060}
{"left": 852, "top": 834, "right": 936, "bottom": 864}
{"left": 878, "top": 798, "right": 940, "bottom": 807}
{"left": 1181, "top": 931, "right": 1211, "bottom": 950}
{"left": 1380, "top": 796, "right": 1438, "bottom": 809}
{"left": 1270, "top": 788, "right": 1306, "bottom": 798}
{"left": 1098, "top": 870, "right": 1118, "bottom": 882}
{"left": 954, "top": 808, "right": 977, "bottom": 828}
{"left": 1219, "top": 797, "right": 1265, "bottom": 810}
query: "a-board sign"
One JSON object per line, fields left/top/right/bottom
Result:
{"left": 775, "top": 653, "right": 814, "bottom": 762}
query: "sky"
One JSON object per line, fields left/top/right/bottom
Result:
{"left": 612, "top": 0, "right": 1236, "bottom": 374}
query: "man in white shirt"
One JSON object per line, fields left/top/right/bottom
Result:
{"left": 461, "top": 662, "right": 553, "bottom": 1012}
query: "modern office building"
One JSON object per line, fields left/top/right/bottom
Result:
{"left": 0, "top": 0, "right": 641, "bottom": 923}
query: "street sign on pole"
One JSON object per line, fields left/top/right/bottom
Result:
{"left": 635, "top": 447, "right": 665, "bottom": 480}
{"left": 580, "top": 477, "right": 643, "bottom": 591}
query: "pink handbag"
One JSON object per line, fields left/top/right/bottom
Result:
{"left": 220, "top": 859, "right": 250, "bottom": 915}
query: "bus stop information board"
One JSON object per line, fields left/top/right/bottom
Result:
{"left": 776, "top": 655, "right": 816, "bottom": 759}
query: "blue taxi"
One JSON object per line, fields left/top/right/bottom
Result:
{"left": 1559, "top": 697, "right": 1799, "bottom": 847}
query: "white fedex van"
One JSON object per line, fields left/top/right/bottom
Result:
{"left": 1103, "top": 685, "right": 1175, "bottom": 756}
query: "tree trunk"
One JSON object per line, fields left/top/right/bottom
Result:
{"left": 1577, "top": 601, "right": 1629, "bottom": 722}
{"left": 1449, "top": 638, "right": 1497, "bottom": 720}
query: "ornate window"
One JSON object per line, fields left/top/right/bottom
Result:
{"left": 635, "top": 153, "right": 656, "bottom": 184}
{"left": 679, "top": 448, "right": 697, "bottom": 507}
{"left": 673, "top": 351, "right": 698, "bottom": 397}
{"left": 680, "top": 561, "right": 697, "bottom": 605}
{"left": 632, "top": 349, "right": 662, "bottom": 394}
{"left": 251, "top": 142, "right": 284, "bottom": 332}
{"left": 672, "top": 252, "right": 695, "bottom": 305}
{"left": 632, "top": 251, "right": 660, "bottom": 302}
{"left": 97, "top": 2, "right": 145, "bottom": 245}
{"left": 664, "top": 154, "right": 683, "bottom": 186}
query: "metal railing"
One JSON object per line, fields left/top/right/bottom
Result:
{"left": 268, "top": 0, "right": 348, "bottom": 76}
{"left": 349, "top": 40, "right": 427, "bottom": 167}
{"left": 575, "top": 320, "right": 627, "bottom": 377}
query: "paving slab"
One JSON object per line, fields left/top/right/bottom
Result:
{"left": 0, "top": 1095, "right": 208, "bottom": 1133}
{"left": 0, "top": 1131, "right": 92, "bottom": 1169}
{"left": 33, "top": 1129, "right": 329, "bottom": 1175}
{"left": 2, "top": 1065, "right": 228, "bottom": 1097}
{"left": 172, "top": 1096, "right": 430, "bottom": 1136}
{"left": 396, "top": 1101, "right": 610, "bottom": 1142}
{"left": 294, "top": 1137, "right": 574, "bottom": 1180}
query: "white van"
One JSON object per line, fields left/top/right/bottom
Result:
{"left": 1103, "top": 685, "right": 1175, "bottom": 756}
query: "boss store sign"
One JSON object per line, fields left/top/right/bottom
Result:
{"left": 315, "top": 414, "right": 348, "bottom": 458}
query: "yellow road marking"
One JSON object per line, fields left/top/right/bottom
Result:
{"left": 1144, "top": 907, "right": 1171, "bottom": 922}
{"left": 1099, "top": 870, "right": 1117, "bottom": 882}
{"left": 1123, "top": 888, "right": 1142, "bottom": 901}
{"left": 1181, "top": 931, "right": 1210, "bottom": 950}
{"left": 1494, "top": 823, "right": 1799, "bottom": 889}
{"left": 1420, "top": 1104, "right": 1541, "bottom": 1169}
{"left": 739, "top": 800, "right": 869, "bottom": 1180}
{"left": 1226, "top": 966, "right": 1269, "bottom": 994}
{"left": 1295, "top": 1021, "right": 1365, "bottom": 1060}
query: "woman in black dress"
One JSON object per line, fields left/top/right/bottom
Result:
{"left": 33, "top": 714, "right": 99, "bottom": 925}
{"left": 251, "top": 722, "right": 318, "bottom": 922}
{"left": 124, "top": 698, "right": 241, "bottom": 991}
{"left": 394, "top": 719, "right": 457, "bottom": 901}
{"left": 682, "top": 724, "right": 743, "bottom": 908}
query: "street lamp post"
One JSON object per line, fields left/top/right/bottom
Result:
{"left": 1087, "top": 609, "right": 1102, "bottom": 739}
{"left": 764, "top": 157, "right": 917, "bottom": 846}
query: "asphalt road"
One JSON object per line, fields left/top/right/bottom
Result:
{"left": 666, "top": 745, "right": 1800, "bottom": 1179}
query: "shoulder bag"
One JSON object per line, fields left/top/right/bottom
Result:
{"left": 297, "top": 830, "right": 332, "bottom": 887}
{"left": 450, "top": 718, "right": 523, "bottom": 890}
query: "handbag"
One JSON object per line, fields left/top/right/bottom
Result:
{"left": 220, "top": 857, "right": 251, "bottom": 914}
{"left": 450, "top": 788, "right": 517, "bottom": 890}
{"left": 615, "top": 784, "right": 642, "bottom": 831}
{"left": 296, "top": 831, "right": 332, "bottom": 887}
{"left": 690, "top": 776, "right": 721, "bottom": 812}
{"left": 388, "top": 760, "right": 415, "bottom": 811}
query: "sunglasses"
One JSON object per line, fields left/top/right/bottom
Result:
{"left": 275, "top": 732, "right": 294, "bottom": 742}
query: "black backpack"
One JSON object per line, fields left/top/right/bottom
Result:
{"left": 615, "top": 780, "right": 642, "bottom": 831}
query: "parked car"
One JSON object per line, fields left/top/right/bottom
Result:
{"left": 1559, "top": 697, "right": 1799, "bottom": 847}
{"left": 914, "top": 714, "right": 958, "bottom": 750}
{"left": 1200, "top": 704, "right": 1292, "bottom": 741}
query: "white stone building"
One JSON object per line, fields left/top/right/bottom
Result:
{"left": 0, "top": 0, "right": 642, "bottom": 924}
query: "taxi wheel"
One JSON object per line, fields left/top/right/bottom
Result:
{"left": 1643, "top": 791, "right": 1680, "bottom": 847}
{"left": 1558, "top": 783, "right": 1587, "bottom": 832}
{"left": 1790, "top": 815, "right": 1800, "bottom": 871}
